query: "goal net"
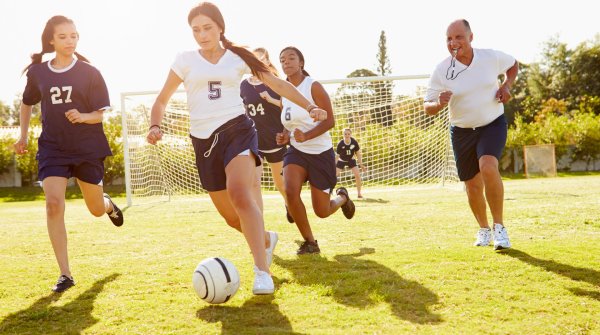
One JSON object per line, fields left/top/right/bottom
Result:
{"left": 121, "top": 75, "right": 458, "bottom": 206}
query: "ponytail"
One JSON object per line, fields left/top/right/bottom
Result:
{"left": 74, "top": 51, "right": 90, "bottom": 63}
{"left": 220, "top": 35, "right": 269, "bottom": 77}
{"left": 188, "top": 3, "right": 270, "bottom": 77}
{"left": 253, "top": 47, "right": 280, "bottom": 77}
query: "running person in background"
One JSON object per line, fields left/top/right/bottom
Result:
{"left": 240, "top": 47, "right": 293, "bottom": 223}
{"left": 146, "top": 3, "right": 327, "bottom": 294}
{"left": 13, "top": 15, "right": 124, "bottom": 293}
{"left": 276, "top": 46, "right": 355, "bottom": 255}
{"left": 335, "top": 128, "right": 366, "bottom": 199}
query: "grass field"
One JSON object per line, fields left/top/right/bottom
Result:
{"left": 1, "top": 175, "right": 599, "bottom": 334}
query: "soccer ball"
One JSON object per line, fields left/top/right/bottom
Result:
{"left": 192, "top": 257, "right": 240, "bottom": 304}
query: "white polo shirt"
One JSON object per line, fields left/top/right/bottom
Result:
{"left": 171, "top": 49, "right": 251, "bottom": 138}
{"left": 425, "top": 48, "right": 516, "bottom": 128}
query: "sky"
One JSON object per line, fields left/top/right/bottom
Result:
{"left": 1, "top": 0, "right": 599, "bottom": 109}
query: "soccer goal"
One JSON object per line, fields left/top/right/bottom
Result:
{"left": 121, "top": 75, "right": 459, "bottom": 206}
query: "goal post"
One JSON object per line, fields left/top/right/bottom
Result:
{"left": 121, "top": 75, "right": 458, "bottom": 206}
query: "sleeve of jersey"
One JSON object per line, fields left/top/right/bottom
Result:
{"left": 89, "top": 69, "right": 111, "bottom": 111}
{"left": 22, "top": 70, "right": 41, "bottom": 106}
{"left": 353, "top": 138, "right": 360, "bottom": 151}
{"left": 336, "top": 141, "right": 343, "bottom": 154}
{"left": 424, "top": 66, "right": 444, "bottom": 102}
{"left": 170, "top": 52, "right": 187, "bottom": 80}
{"left": 268, "top": 86, "right": 281, "bottom": 100}
{"left": 495, "top": 50, "right": 516, "bottom": 74}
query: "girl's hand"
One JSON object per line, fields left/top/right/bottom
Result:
{"left": 276, "top": 132, "right": 289, "bottom": 145}
{"left": 147, "top": 126, "right": 163, "bottom": 145}
{"left": 13, "top": 138, "right": 28, "bottom": 155}
{"left": 65, "top": 109, "right": 87, "bottom": 123}
{"left": 309, "top": 107, "right": 327, "bottom": 122}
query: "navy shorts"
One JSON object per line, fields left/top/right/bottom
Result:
{"left": 191, "top": 114, "right": 261, "bottom": 192}
{"left": 336, "top": 159, "right": 357, "bottom": 170}
{"left": 38, "top": 157, "right": 105, "bottom": 185}
{"left": 259, "top": 147, "right": 285, "bottom": 163}
{"left": 283, "top": 145, "right": 337, "bottom": 194}
{"left": 451, "top": 114, "right": 507, "bottom": 181}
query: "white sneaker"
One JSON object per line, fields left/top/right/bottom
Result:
{"left": 252, "top": 266, "right": 274, "bottom": 295}
{"left": 265, "top": 231, "right": 278, "bottom": 268}
{"left": 474, "top": 228, "right": 492, "bottom": 246}
{"left": 493, "top": 223, "right": 511, "bottom": 250}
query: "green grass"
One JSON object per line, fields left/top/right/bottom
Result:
{"left": 1, "top": 175, "right": 599, "bottom": 334}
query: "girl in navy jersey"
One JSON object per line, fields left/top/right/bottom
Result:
{"left": 336, "top": 128, "right": 366, "bottom": 199}
{"left": 276, "top": 47, "right": 355, "bottom": 255}
{"left": 146, "top": 3, "right": 327, "bottom": 295}
{"left": 13, "top": 15, "right": 124, "bottom": 293}
{"left": 239, "top": 47, "right": 292, "bottom": 223}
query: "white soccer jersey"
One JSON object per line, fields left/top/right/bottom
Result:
{"left": 425, "top": 48, "right": 516, "bottom": 128}
{"left": 281, "top": 77, "right": 332, "bottom": 154}
{"left": 171, "top": 49, "right": 251, "bottom": 138}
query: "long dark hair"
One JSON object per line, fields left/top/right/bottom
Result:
{"left": 253, "top": 47, "right": 279, "bottom": 77}
{"left": 23, "top": 15, "right": 89, "bottom": 74}
{"left": 280, "top": 46, "right": 310, "bottom": 78}
{"left": 188, "top": 2, "right": 269, "bottom": 77}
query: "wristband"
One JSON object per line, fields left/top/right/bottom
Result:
{"left": 306, "top": 104, "right": 318, "bottom": 112}
{"left": 149, "top": 124, "right": 161, "bottom": 131}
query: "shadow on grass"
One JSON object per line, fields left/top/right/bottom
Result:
{"left": 275, "top": 247, "right": 442, "bottom": 324}
{"left": 0, "top": 185, "right": 126, "bottom": 202}
{"left": 196, "top": 293, "right": 305, "bottom": 335}
{"left": 0, "top": 274, "right": 120, "bottom": 334}
{"left": 357, "top": 197, "right": 389, "bottom": 204}
{"left": 503, "top": 249, "right": 600, "bottom": 300}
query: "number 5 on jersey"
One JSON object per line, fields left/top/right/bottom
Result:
{"left": 208, "top": 81, "right": 222, "bottom": 100}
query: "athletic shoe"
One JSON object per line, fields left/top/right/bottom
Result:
{"left": 493, "top": 223, "right": 512, "bottom": 250}
{"left": 296, "top": 240, "right": 320, "bottom": 255}
{"left": 266, "top": 231, "right": 278, "bottom": 268}
{"left": 336, "top": 187, "right": 355, "bottom": 219}
{"left": 103, "top": 193, "right": 124, "bottom": 227}
{"left": 474, "top": 228, "right": 492, "bottom": 246}
{"left": 252, "top": 266, "right": 274, "bottom": 295}
{"left": 52, "top": 275, "right": 75, "bottom": 293}
{"left": 285, "top": 206, "right": 294, "bottom": 223}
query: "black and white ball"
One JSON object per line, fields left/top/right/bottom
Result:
{"left": 192, "top": 257, "right": 240, "bottom": 304}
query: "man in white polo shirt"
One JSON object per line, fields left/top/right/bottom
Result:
{"left": 424, "top": 19, "right": 518, "bottom": 250}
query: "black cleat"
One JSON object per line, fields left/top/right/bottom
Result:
{"left": 52, "top": 275, "right": 75, "bottom": 293}
{"left": 104, "top": 193, "right": 124, "bottom": 227}
{"left": 336, "top": 187, "right": 355, "bottom": 219}
{"left": 285, "top": 206, "right": 294, "bottom": 223}
{"left": 296, "top": 240, "right": 320, "bottom": 255}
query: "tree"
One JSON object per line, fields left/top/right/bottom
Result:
{"left": 374, "top": 30, "right": 394, "bottom": 126}
{"left": 0, "top": 101, "right": 12, "bottom": 126}
{"left": 333, "top": 69, "right": 379, "bottom": 128}
{"left": 103, "top": 114, "right": 125, "bottom": 185}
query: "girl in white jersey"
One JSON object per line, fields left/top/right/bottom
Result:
{"left": 276, "top": 47, "right": 355, "bottom": 255}
{"left": 146, "top": 3, "right": 327, "bottom": 295}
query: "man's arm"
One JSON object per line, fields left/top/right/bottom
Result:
{"left": 424, "top": 91, "right": 453, "bottom": 115}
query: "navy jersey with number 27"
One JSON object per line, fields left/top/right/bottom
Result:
{"left": 22, "top": 60, "right": 112, "bottom": 161}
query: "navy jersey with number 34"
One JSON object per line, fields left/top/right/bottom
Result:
{"left": 22, "top": 60, "right": 112, "bottom": 160}
{"left": 240, "top": 79, "right": 284, "bottom": 151}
